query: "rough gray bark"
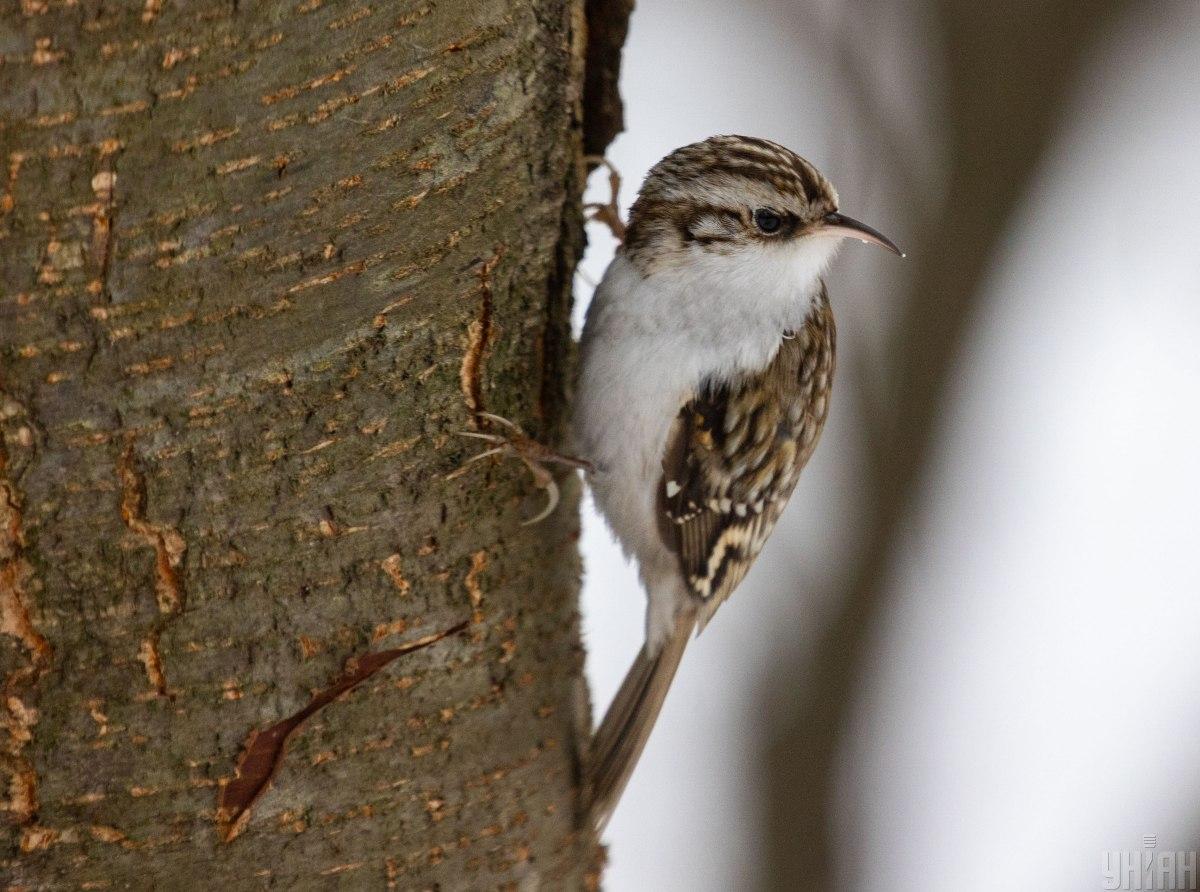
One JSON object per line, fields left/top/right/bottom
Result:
{"left": 0, "top": 0, "right": 623, "bottom": 887}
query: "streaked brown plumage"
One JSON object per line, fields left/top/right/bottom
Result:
{"left": 659, "top": 286, "right": 836, "bottom": 629}
{"left": 622, "top": 134, "right": 841, "bottom": 272}
{"left": 579, "top": 136, "right": 900, "bottom": 830}
{"left": 588, "top": 288, "right": 837, "bottom": 826}
{"left": 587, "top": 284, "right": 838, "bottom": 827}
{"left": 464, "top": 135, "right": 902, "bottom": 829}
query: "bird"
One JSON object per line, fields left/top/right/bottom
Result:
{"left": 572, "top": 135, "right": 902, "bottom": 830}
{"left": 457, "top": 134, "right": 902, "bottom": 830}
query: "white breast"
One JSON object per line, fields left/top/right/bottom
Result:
{"left": 573, "top": 240, "right": 837, "bottom": 643}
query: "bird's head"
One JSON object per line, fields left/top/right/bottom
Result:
{"left": 622, "top": 135, "right": 901, "bottom": 281}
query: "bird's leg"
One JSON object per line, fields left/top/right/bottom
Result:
{"left": 584, "top": 156, "right": 626, "bottom": 243}
{"left": 456, "top": 412, "right": 593, "bottom": 525}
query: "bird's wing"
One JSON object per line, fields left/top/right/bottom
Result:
{"left": 656, "top": 304, "right": 835, "bottom": 628}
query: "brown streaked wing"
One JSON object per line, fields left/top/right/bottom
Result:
{"left": 656, "top": 295, "right": 835, "bottom": 627}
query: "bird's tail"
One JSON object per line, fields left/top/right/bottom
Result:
{"left": 587, "top": 608, "right": 696, "bottom": 831}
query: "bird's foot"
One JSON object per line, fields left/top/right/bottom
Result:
{"left": 455, "top": 412, "right": 593, "bottom": 525}
{"left": 584, "top": 156, "right": 626, "bottom": 242}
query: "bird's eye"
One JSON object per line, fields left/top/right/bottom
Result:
{"left": 753, "top": 208, "right": 783, "bottom": 234}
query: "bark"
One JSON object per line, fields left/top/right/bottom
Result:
{"left": 0, "top": 0, "right": 624, "bottom": 887}
{"left": 580, "top": 0, "right": 631, "bottom": 158}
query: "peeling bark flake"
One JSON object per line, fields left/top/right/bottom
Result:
{"left": 215, "top": 620, "right": 468, "bottom": 843}
{"left": 19, "top": 825, "right": 60, "bottom": 853}
{"left": 89, "top": 168, "right": 117, "bottom": 300}
{"left": 137, "top": 634, "right": 168, "bottom": 697}
{"left": 118, "top": 444, "right": 186, "bottom": 614}
{"left": 459, "top": 247, "right": 504, "bottom": 423}
{"left": 464, "top": 549, "right": 488, "bottom": 626}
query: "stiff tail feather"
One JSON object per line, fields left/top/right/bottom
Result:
{"left": 587, "top": 608, "right": 696, "bottom": 831}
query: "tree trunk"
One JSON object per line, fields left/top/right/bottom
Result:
{"left": 1, "top": 0, "right": 625, "bottom": 887}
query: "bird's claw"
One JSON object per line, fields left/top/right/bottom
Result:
{"left": 522, "top": 474, "right": 559, "bottom": 526}
{"left": 584, "top": 155, "right": 626, "bottom": 243}
{"left": 454, "top": 414, "right": 591, "bottom": 525}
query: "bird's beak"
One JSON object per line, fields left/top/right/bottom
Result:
{"left": 819, "top": 211, "right": 904, "bottom": 257}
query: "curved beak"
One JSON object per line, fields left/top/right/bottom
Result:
{"left": 820, "top": 211, "right": 904, "bottom": 257}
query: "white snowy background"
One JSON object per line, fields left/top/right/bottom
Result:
{"left": 575, "top": 1, "right": 1200, "bottom": 890}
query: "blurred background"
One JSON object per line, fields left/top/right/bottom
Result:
{"left": 575, "top": 1, "right": 1200, "bottom": 889}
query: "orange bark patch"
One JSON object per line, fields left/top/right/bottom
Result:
{"left": 1, "top": 439, "right": 52, "bottom": 826}
{"left": 380, "top": 554, "right": 410, "bottom": 595}
{"left": 20, "top": 825, "right": 59, "bottom": 852}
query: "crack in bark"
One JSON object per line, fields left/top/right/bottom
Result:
{"left": 0, "top": 438, "right": 52, "bottom": 828}
{"left": 89, "top": 168, "right": 117, "bottom": 301}
{"left": 1, "top": 151, "right": 25, "bottom": 218}
{"left": 117, "top": 442, "right": 186, "bottom": 696}
{"left": 537, "top": 168, "right": 579, "bottom": 431}
{"left": 136, "top": 635, "right": 168, "bottom": 697}
{"left": 215, "top": 620, "right": 469, "bottom": 843}
{"left": 464, "top": 549, "right": 488, "bottom": 630}
{"left": 459, "top": 246, "right": 504, "bottom": 426}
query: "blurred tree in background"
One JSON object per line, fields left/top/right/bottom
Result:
{"left": 761, "top": 0, "right": 1138, "bottom": 887}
